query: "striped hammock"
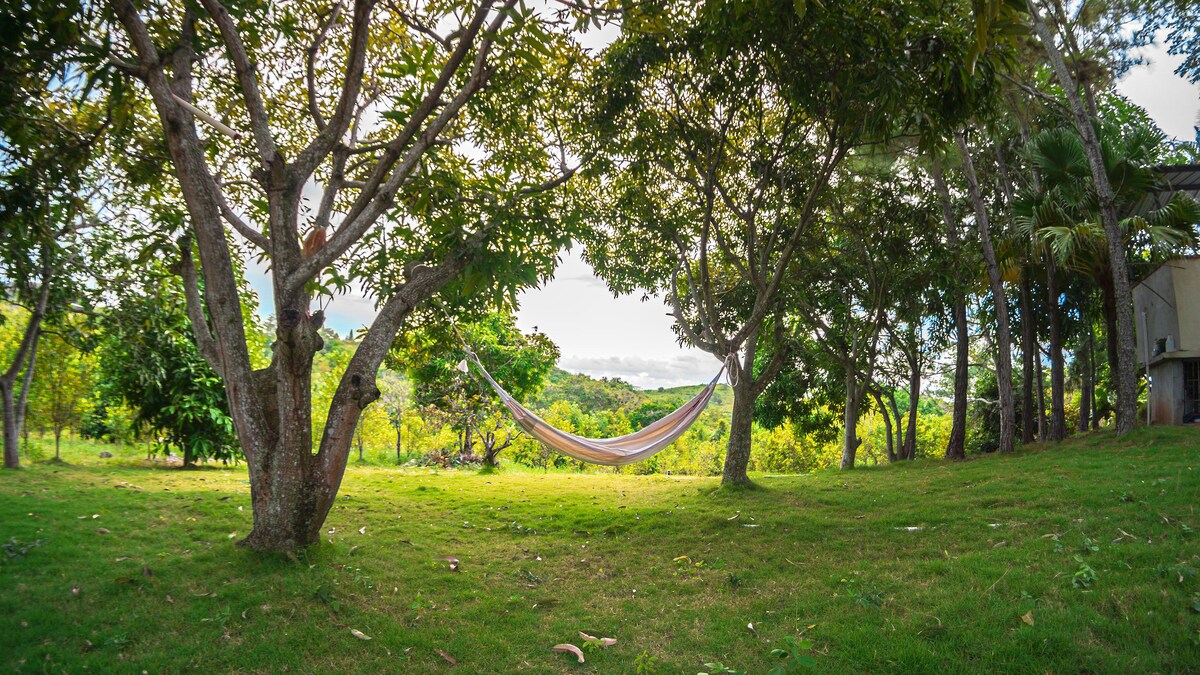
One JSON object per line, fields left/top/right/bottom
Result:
{"left": 464, "top": 352, "right": 722, "bottom": 466}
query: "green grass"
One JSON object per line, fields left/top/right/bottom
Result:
{"left": 2, "top": 428, "right": 1199, "bottom": 673}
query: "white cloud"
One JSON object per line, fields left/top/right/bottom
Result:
{"left": 558, "top": 353, "right": 723, "bottom": 390}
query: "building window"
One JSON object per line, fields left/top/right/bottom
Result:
{"left": 1186, "top": 360, "right": 1200, "bottom": 424}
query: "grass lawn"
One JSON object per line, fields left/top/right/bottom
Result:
{"left": 2, "top": 428, "right": 1199, "bottom": 673}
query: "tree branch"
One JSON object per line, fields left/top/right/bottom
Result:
{"left": 305, "top": 3, "right": 345, "bottom": 132}
{"left": 177, "top": 239, "right": 224, "bottom": 377}
{"left": 196, "top": 0, "right": 278, "bottom": 164}
{"left": 293, "top": 0, "right": 376, "bottom": 179}
{"left": 285, "top": 1, "right": 514, "bottom": 293}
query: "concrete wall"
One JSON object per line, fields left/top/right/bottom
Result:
{"left": 1150, "top": 359, "right": 1183, "bottom": 425}
{"left": 1134, "top": 263, "right": 1181, "bottom": 366}
{"left": 1172, "top": 259, "right": 1200, "bottom": 354}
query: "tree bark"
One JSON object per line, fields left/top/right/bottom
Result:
{"left": 722, "top": 372, "right": 756, "bottom": 485}
{"left": 2, "top": 273, "right": 51, "bottom": 469}
{"left": 1046, "top": 258, "right": 1066, "bottom": 441}
{"left": 902, "top": 354, "right": 920, "bottom": 460}
{"left": 841, "top": 365, "right": 864, "bottom": 470}
{"left": 931, "top": 160, "right": 968, "bottom": 460}
{"left": 873, "top": 390, "right": 896, "bottom": 462}
{"left": 1029, "top": 1, "right": 1138, "bottom": 434}
{"left": 955, "top": 130, "right": 1015, "bottom": 454}
{"left": 1019, "top": 270, "right": 1037, "bottom": 444}
{"left": 1, "top": 389, "right": 18, "bottom": 469}
{"left": 1078, "top": 330, "right": 1092, "bottom": 433}
{"left": 1035, "top": 345, "right": 1046, "bottom": 439}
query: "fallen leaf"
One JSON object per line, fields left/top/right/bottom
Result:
{"left": 350, "top": 628, "right": 372, "bottom": 641}
{"left": 70, "top": 586, "right": 80, "bottom": 596}
{"left": 436, "top": 648, "right": 457, "bottom": 665}
{"left": 579, "top": 631, "right": 616, "bottom": 646}
{"left": 166, "top": 595, "right": 175, "bottom": 604}
{"left": 444, "top": 556, "right": 459, "bottom": 572}
{"left": 1020, "top": 611, "right": 1034, "bottom": 626}
{"left": 115, "top": 556, "right": 132, "bottom": 562}
{"left": 142, "top": 566, "right": 153, "bottom": 578}
{"left": 747, "top": 622, "right": 756, "bottom": 633}
{"left": 96, "top": 528, "right": 110, "bottom": 535}
{"left": 551, "top": 644, "right": 585, "bottom": 663}
{"left": 359, "top": 526, "right": 367, "bottom": 535}
{"left": 349, "top": 545, "right": 361, "bottom": 556}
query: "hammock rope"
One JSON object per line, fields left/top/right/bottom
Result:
{"left": 451, "top": 323, "right": 729, "bottom": 466}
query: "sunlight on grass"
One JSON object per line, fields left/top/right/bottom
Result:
{"left": 2, "top": 429, "right": 1198, "bottom": 672}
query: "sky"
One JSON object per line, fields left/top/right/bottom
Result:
{"left": 252, "top": 30, "right": 1200, "bottom": 390}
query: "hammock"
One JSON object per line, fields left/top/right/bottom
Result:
{"left": 462, "top": 350, "right": 723, "bottom": 466}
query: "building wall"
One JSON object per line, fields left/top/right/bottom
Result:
{"left": 1134, "top": 263, "right": 1181, "bottom": 366}
{"left": 1172, "top": 259, "right": 1200, "bottom": 353}
{"left": 1150, "top": 360, "right": 1183, "bottom": 425}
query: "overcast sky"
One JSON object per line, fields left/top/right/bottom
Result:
{"left": 253, "top": 32, "right": 1200, "bottom": 390}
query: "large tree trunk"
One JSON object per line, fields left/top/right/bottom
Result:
{"left": 721, "top": 373, "right": 756, "bottom": 486}
{"left": 1019, "top": 270, "right": 1037, "bottom": 444}
{"left": 1029, "top": 2, "right": 1137, "bottom": 434}
{"left": 955, "top": 130, "right": 1015, "bottom": 454}
{"left": 1047, "top": 259, "right": 1066, "bottom": 441}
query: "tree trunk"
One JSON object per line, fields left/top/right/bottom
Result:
{"left": 955, "top": 130, "right": 1016, "bottom": 454}
{"left": 54, "top": 429, "right": 61, "bottom": 460}
{"left": 395, "top": 421, "right": 403, "bottom": 464}
{"left": 1047, "top": 259, "right": 1066, "bottom": 441}
{"left": 1019, "top": 270, "right": 1037, "bottom": 444}
{"left": 721, "top": 372, "right": 756, "bottom": 486}
{"left": 874, "top": 391, "right": 896, "bottom": 462}
{"left": 1, "top": 386, "right": 18, "bottom": 469}
{"left": 1078, "top": 332, "right": 1092, "bottom": 433}
{"left": 841, "top": 366, "right": 863, "bottom": 470}
{"left": 1090, "top": 324, "right": 1101, "bottom": 429}
{"left": 1035, "top": 347, "right": 1046, "bottom": 439}
{"left": 1029, "top": 1, "right": 1137, "bottom": 434}
{"left": 931, "top": 160, "right": 968, "bottom": 460}
{"left": 2, "top": 276, "right": 50, "bottom": 469}
{"left": 1098, "top": 268, "right": 1119, "bottom": 391}
{"left": 902, "top": 357, "right": 920, "bottom": 461}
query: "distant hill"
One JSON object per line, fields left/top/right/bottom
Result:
{"left": 643, "top": 382, "right": 734, "bottom": 415}
{"left": 531, "top": 368, "right": 646, "bottom": 413}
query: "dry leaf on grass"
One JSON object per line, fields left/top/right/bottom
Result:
{"left": 436, "top": 648, "right": 457, "bottom": 665}
{"left": 350, "top": 628, "right": 372, "bottom": 641}
{"left": 443, "top": 556, "right": 459, "bottom": 572}
{"left": 552, "top": 644, "right": 585, "bottom": 663}
{"left": 96, "top": 528, "right": 110, "bottom": 535}
{"left": 1020, "top": 612, "right": 1034, "bottom": 626}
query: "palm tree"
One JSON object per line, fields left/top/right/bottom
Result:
{"left": 1014, "top": 121, "right": 1200, "bottom": 425}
